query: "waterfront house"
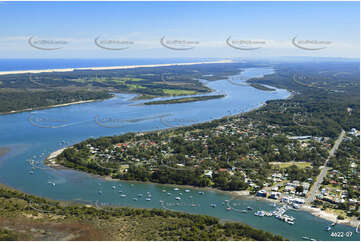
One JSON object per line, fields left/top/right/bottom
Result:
{"left": 256, "top": 190, "right": 268, "bottom": 197}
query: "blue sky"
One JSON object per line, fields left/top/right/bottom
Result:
{"left": 0, "top": 1, "right": 359, "bottom": 59}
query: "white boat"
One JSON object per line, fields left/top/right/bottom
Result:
{"left": 175, "top": 197, "right": 181, "bottom": 200}
{"left": 120, "top": 194, "right": 127, "bottom": 198}
{"left": 293, "top": 203, "right": 301, "bottom": 209}
{"left": 132, "top": 198, "right": 138, "bottom": 201}
{"left": 174, "top": 188, "right": 179, "bottom": 191}
{"left": 146, "top": 198, "right": 151, "bottom": 201}
{"left": 112, "top": 186, "right": 116, "bottom": 189}
{"left": 210, "top": 203, "right": 216, "bottom": 208}
{"left": 254, "top": 211, "right": 265, "bottom": 217}
{"left": 185, "top": 189, "right": 190, "bottom": 193}
{"left": 226, "top": 207, "right": 231, "bottom": 211}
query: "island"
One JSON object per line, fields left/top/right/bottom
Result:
{"left": 143, "top": 94, "right": 226, "bottom": 105}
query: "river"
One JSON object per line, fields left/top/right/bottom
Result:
{"left": 0, "top": 67, "right": 358, "bottom": 241}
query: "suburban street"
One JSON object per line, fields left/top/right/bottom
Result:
{"left": 305, "top": 130, "right": 346, "bottom": 204}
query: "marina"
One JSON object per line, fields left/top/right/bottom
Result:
{"left": 0, "top": 67, "right": 358, "bottom": 241}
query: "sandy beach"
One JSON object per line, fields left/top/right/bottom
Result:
{"left": 45, "top": 146, "right": 359, "bottom": 228}
{"left": 301, "top": 205, "right": 359, "bottom": 228}
{"left": 46, "top": 147, "right": 67, "bottom": 166}
{"left": 0, "top": 99, "right": 98, "bottom": 115}
{"left": 0, "top": 60, "right": 233, "bottom": 76}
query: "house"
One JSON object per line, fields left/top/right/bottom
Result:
{"left": 269, "top": 192, "right": 281, "bottom": 199}
{"left": 256, "top": 190, "right": 268, "bottom": 197}
{"left": 204, "top": 170, "right": 213, "bottom": 178}
{"left": 284, "top": 185, "right": 294, "bottom": 192}
{"left": 271, "top": 186, "right": 279, "bottom": 192}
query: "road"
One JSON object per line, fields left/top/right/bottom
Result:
{"left": 305, "top": 129, "right": 346, "bottom": 204}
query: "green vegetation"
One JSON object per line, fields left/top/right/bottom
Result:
{"left": 0, "top": 89, "right": 112, "bottom": 114}
{"left": 162, "top": 89, "right": 198, "bottom": 96}
{"left": 0, "top": 62, "right": 249, "bottom": 114}
{"left": 144, "top": 95, "right": 225, "bottom": 105}
{"left": 55, "top": 61, "right": 359, "bottom": 200}
{"left": 316, "top": 134, "right": 360, "bottom": 217}
{"left": 270, "top": 162, "right": 312, "bottom": 169}
{"left": 0, "top": 185, "right": 285, "bottom": 240}
{"left": 249, "top": 83, "right": 276, "bottom": 91}
{"left": 0, "top": 229, "right": 18, "bottom": 241}
{"left": 247, "top": 61, "right": 360, "bottom": 137}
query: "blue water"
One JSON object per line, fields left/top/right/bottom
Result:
{"left": 0, "top": 58, "right": 217, "bottom": 71}
{"left": 0, "top": 67, "right": 358, "bottom": 241}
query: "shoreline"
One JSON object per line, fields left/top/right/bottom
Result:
{"left": 45, "top": 146, "right": 358, "bottom": 228}
{"left": 0, "top": 60, "right": 233, "bottom": 76}
{"left": 0, "top": 99, "right": 100, "bottom": 116}
{"left": 22, "top": 66, "right": 357, "bottom": 229}
{"left": 301, "top": 205, "right": 359, "bottom": 228}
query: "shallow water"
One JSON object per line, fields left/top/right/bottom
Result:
{"left": 0, "top": 68, "right": 358, "bottom": 240}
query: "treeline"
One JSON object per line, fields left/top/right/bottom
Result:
{"left": 248, "top": 61, "right": 360, "bottom": 137}
{"left": 0, "top": 90, "right": 111, "bottom": 113}
{"left": 144, "top": 94, "right": 225, "bottom": 105}
{"left": 0, "top": 185, "right": 285, "bottom": 241}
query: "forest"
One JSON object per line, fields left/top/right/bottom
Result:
{"left": 0, "top": 185, "right": 285, "bottom": 240}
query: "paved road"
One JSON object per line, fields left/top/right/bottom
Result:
{"left": 305, "top": 130, "right": 346, "bottom": 204}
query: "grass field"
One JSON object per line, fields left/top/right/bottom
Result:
{"left": 269, "top": 161, "right": 312, "bottom": 169}
{"left": 163, "top": 89, "right": 198, "bottom": 95}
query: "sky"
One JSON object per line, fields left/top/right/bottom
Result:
{"left": 0, "top": 1, "right": 359, "bottom": 59}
